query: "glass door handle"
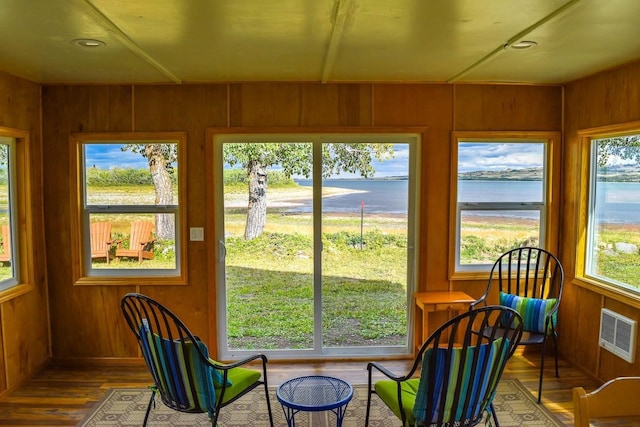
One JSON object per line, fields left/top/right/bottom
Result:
{"left": 218, "top": 240, "right": 226, "bottom": 262}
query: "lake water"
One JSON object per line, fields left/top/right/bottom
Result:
{"left": 294, "top": 179, "right": 409, "bottom": 214}
{"left": 294, "top": 179, "right": 640, "bottom": 224}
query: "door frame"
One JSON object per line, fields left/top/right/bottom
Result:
{"left": 206, "top": 126, "right": 425, "bottom": 360}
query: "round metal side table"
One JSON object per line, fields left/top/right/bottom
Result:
{"left": 276, "top": 375, "right": 353, "bottom": 427}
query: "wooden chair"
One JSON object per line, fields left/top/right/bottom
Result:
{"left": 115, "top": 221, "right": 155, "bottom": 263}
{"left": 0, "top": 224, "right": 10, "bottom": 263}
{"left": 470, "top": 247, "right": 564, "bottom": 403}
{"left": 573, "top": 377, "right": 640, "bottom": 426}
{"left": 90, "top": 221, "right": 114, "bottom": 264}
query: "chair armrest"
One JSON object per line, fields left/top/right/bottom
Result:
{"left": 367, "top": 361, "right": 407, "bottom": 382}
{"left": 208, "top": 353, "right": 268, "bottom": 370}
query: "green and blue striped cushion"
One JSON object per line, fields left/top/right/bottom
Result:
{"left": 138, "top": 323, "right": 230, "bottom": 416}
{"left": 413, "top": 338, "right": 508, "bottom": 425}
{"left": 499, "top": 292, "right": 557, "bottom": 334}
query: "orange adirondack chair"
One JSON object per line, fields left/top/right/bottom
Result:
{"left": 90, "top": 222, "right": 114, "bottom": 264}
{"left": 0, "top": 224, "right": 11, "bottom": 263}
{"left": 115, "top": 221, "right": 155, "bottom": 263}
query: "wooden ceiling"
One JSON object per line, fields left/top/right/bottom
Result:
{"left": 0, "top": 0, "right": 638, "bottom": 85}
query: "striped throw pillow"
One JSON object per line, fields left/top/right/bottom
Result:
{"left": 413, "top": 338, "right": 508, "bottom": 425}
{"left": 139, "top": 324, "right": 230, "bottom": 415}
{"left": 499, "top": 292, "right": 557, "bottom": 334}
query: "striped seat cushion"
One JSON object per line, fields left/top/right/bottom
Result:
{"left": 413, "top": 338, "right": 508, "bottom": 425}
{"left": 500, "top": 292, "right": 557, "bottom": 334}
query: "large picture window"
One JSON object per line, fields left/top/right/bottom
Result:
{"left": 585, "top": 131, "right": 640, "bottom": 293}
{"left": 71, "top": 133, "right": 187, "bottom": 284}
{"left": 451, "top": 133, "right": 557, "bottom": 275}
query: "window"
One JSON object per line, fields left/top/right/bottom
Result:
{"left": 0, "top": 137, "right": 18, "bottom": 291}
{"left": 585, "top": 130, "right": 640, "bottom": 293}
{"left": 0, "top": 126, "right": 35, "bottom": 300}
{"left": 71, "top": 133, "right": 187, "bottom": 285}
{"left": 450, "top": 133, "right": 557, "bottom": 276}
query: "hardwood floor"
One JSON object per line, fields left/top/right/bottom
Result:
{"left": 0, "top": 348, "right": 600, "bottom": 426}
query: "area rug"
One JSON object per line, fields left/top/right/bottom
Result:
{"left": 78, "top": 378, "right": 563, "bottom": 426}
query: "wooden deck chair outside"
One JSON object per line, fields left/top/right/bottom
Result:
{"left": 90, "top": 221, "right": 114, "bottom": 264}
{"left": 115, "top": 221, "right": 155, "bottom": 263}
{"left": 0, "top": 224, "right": 11, "bottom": 263}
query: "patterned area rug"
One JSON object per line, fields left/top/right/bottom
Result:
{"left": 78, "top": 378, "right": 563, "bottom": 426}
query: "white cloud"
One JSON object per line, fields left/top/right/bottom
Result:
{"left": 458, "top": 142, "right": 544, "bottom": 173}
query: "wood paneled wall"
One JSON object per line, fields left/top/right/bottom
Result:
{"left": 41, "top": 82, "right": 563, "bottom": 363}
{"left": 562, "top": 60, "right": 640, "bottom": 380}
{"left": 0, "top": 71, "right": 49, "bottom": 394}
{"left": 2, "top": 54, "right": 637, "bottom": 394}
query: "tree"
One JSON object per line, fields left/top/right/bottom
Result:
{"left": 596, "top": 135, "right": 640, "bottom": 166}
{"left": 223, "top": 142, "right": 395, "bottom": 240}
{"left": 122, "top": 144, "right": 177, "bottom": 239}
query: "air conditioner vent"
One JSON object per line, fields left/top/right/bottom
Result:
{"left": 599, "top": 308, "right": 637, "bottom": 363}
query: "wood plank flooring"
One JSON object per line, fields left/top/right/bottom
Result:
{"left": 0, "top": 348, "right": 600, "bottom": 426}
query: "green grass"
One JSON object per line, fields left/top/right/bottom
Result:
{"left": 225, "top": 231, "right": 408, "bottom": 349}
{"left": 592, "top": 226, "right": 640, "bottom": 287}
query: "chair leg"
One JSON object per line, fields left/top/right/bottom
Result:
{"left": 490, "top": 403, "right": 500, "bottom": 427}
{"left": 538, "top": 338, "right": 546, "bottom": 403}
{"left": 552, "top": 333, "right": 559, "bottom": 377}
{"left": 143, "top": 389, "right": 156, "bottom": 427}
{"left": 365, "top": 387, "right": 372, "bottom": 426}
{"left": 264, "top": 380, "right": 274, "bottom": 427}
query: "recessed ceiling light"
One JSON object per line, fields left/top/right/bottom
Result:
{"left": 509, "top": 40, "right": 538, "bottom": 50}
{"left": 72, "top": 38, "right": 106, "bottom": 48}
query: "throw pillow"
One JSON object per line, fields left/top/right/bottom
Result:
{"left": 499, "top": 292, "right": 557, "bottom": 334}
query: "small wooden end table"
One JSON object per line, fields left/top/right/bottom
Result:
{"left": 413, "top": 291, "right": 476, "bottom": 352}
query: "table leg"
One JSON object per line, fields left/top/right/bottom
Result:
{"left": 334, "top": 403, "right": 349, "bottom": 427}
{"left": 422, "top": 308, "right": 429, "bottom": 343}
{"left": 280, "top": 404, "right": 297, "bottom": 427}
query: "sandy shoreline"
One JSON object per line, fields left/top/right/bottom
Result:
{"left": 224, "top": 186, "right": 363, "bottom": 208}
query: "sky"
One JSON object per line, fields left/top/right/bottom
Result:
{"left": 85, "top": 141, "right": 547, "bottom": 176}
{"left": 85, "top": 144, "right": 148, "bottom": 169}
{"left": 457, "top": 142, "right": 544, "bottom": 173}
{"left": 84, "top": 143, "right": 413, "bottom": 176}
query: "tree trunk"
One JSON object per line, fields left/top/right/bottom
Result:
{"left": 146, "top": 144, "right": 174, "bottom": 240}
{"left": 245, "top": 160, "right": 267, "bottom": 240}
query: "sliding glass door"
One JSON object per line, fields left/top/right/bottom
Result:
{"left": 215, "top": 133, "right": 418, "bottom": 359}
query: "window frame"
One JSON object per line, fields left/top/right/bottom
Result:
{"left": 449, "top": 131, "right": 561, "bottom": 280}
{"left": 577, "top": 121, "right": 640, "bottom": 300}
{"left": 0, "top": 127, "right": 35, "bottom": 302}
{"left": 0, "top": 136, "right": 19, "bottom": 290}
{"left": 70, "top": 132, "right": 188, "bottom": 286}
